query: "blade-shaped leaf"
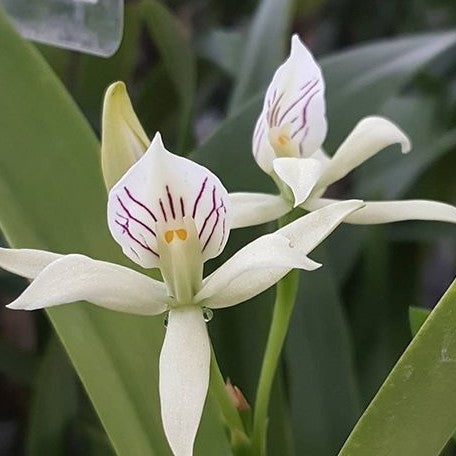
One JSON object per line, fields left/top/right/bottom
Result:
{"left": 409, "top": 307, "right": 431, "bottom": 337}
{"left": 322, "top": 31, "right": 456, "bottom": 151}
{"left": 26, "top": 336, "right": 78, "bottom": 456}
{"left": 338, "top": 279, "right": 456, "bottom": 456}
{"left": 191, "top": 94, "right": 272, "bottom": 192}
{"left": 141, "top": 0, "right": 196, "bottom": 154}
{"left": 228, "top": 0, "right": 293, "bottom": 114}
{"left": 286, "top": 247, "right": 361, "bottom": 455}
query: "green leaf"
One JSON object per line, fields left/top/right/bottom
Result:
{"left": 141, "top": 0, "right": 196, "bottom": 153}
{"left": 191, "top": 94, "right": 272, "bottom": 193}
{"left": 26, "top": 336, "right": 78, "bottom": 456}
{"left": 197, "top": 29, "right": 244, "bottom": 78}
{"left": 338, "top": 279, "right": 456, "bottom": 456}
{"left": 228, "top": 0, "right": 293, "bottom": 114}
{"left": 322, "top": 31, "right": 456, "bottom": 152}
{"left": 71, "top": 2, "right": 143, "bottom": 129}
{"left": 409, "top": 307, "right": 431, "bottom": 337}
{"left": 0, "top": 10, "right": 228, "bottom": 456}
{"left": 286, "top": 248, "right": 361, "bottom": 455}
{"left": 348, "top": 228, "right": 415, "bottom": 404}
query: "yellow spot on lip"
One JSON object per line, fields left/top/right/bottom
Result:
{"left": 277, "top": 134, "right": 289, "bottom": 146}
{"left": 165, "top": 229, "right": 188, "bottom": 243}
{"left": 165, "top": 230, "right": 174, "bottom": 243}
{"left": 176, "top": 229, "right": 187, "bottom": 240}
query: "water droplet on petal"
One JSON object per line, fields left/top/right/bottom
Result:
{"left": 202, "top": 307, "right": 213, "bottom": 323}
{"left": 288, "top": 240, "right": 295, "bottom": 248}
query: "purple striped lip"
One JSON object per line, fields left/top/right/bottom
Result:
{"left": 113, "top": 177, "right": 229, "bottom": 259}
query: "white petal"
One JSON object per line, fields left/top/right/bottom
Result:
{"left": 108, "top": 133, "right": 231, "bottom": 268}
{"left": 229, "top": 192, "right": 290, "bottom": 229}
{"left": 310, "top": 148, "right": 331, "bottom": 167}
{"left": 6, "top": 254, "right": 169, "bottom": 315}
{"left": 317, "top": 116, "right": 411, "bottom": 189}
{"left": 273, "top": 157, "right": 322, "bottom": 207}
{"left": 304, "top": 198, "right": 456, "bottom": 225}
{"left": 160, "top": 306, "right": 210, "bottom": 456}
{"left": 101, "top": 82, "right": 150, "bottom": 190}
{"left": 0, "top": 248, "right": 62, "bottom": 279}
{"left": 195, "top": 200, "right": 364, "bottom": 309}
{"left": 252, "top": 34, "right": 327, "bottom": 174}
{"left": 252, "top": 114, "right": 276, "bottom": 174}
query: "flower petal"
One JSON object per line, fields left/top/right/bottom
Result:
{"left": 160, "top": 306, "right": 210, "bottom": 456}
{"left": 304, "top": 198, "right": 456, "bottom": 224}
{"left": 195, "top": 200, "right": 364, "bottom": 309}
{"left": 229, "top": 192, "right": 290, "bottom": 229}
{"left": 253, "top": 35, "right": 327, "bottom": 173}
{"left": 6, "top": 254, "right": 169, "bottom": 315}
{"left": 101, "top": 82, "right": 150, "bottom": 190}
{"left": 273, "top": 157, "right": 322, "bottom": 207}
{"left": 317, "top": 116, "right": 411, "bottom": 189}
{"left": 252, "top": 115, "right": 277, "bottom": 174}
{"left": 0, "top": 248, "right": 62, "bottom": 279}
{"left": 107, "top": 133, "right": 231, "bottom": 268}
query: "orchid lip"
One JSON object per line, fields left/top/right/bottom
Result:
{"left": 107, "top": 132, "right": 231, "bottom": 273}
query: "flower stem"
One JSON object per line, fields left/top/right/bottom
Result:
{"left": 209, "top": 344, "right": 246, "bottom": 434}
{"left": 251, "top": 215, "right": 301, "bottom": 455}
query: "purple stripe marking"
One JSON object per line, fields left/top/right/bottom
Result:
{"left": 300, "top": 80, "right": 314, "bottom": 91}
{"left": 278, "top": 79, "right": 318, "bottom": 126}
{"left": 193, "top": 177, "right": 208, "bottom": 218}
{"left": 203, "top": 199, "right": 226, "bottom": 252}
{"left": 291, "top": 89, "right": 320, "bottom": 140}
{"left": 253, "top": 127, "right": 265, "bottom": 158}
{"left": 199, "top": 186, "right": 217, "bottom": 238}
{"left": 166, "top": 185, "right": 176, "bottom": 219}
{"left": 180, "top": 197, "right": 185, "bottom": 217}
{"left": 267, "top": 89, "right": 277, "bottom": 108}
{"left": 268, "top": 92, "right": 284, "bottom": 127}
{"left": 218, "top": 217, "right": 227, "bottom": 250}
{"left": 117, "top": 196, "right": 156, "bottom": 237}
{"left": 159, "top": 199, "right": 168, "bottom": 222}
{"left": 124, "top": 187, "right": 158, "bottom": 222}
{"left": 115, "top": 220, "right": 159, "bottom": 257}
{"left": 130, "top": 247, "right": 140, "bottom": 258}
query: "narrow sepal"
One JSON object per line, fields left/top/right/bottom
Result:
{"left": 304, "top": 198, "right": 456, "bottom": 225}
{"left": 317, "top": 116, "right": 411, "bottom": 189}
{"left": 160, "top": 307, "right": 210, "bottom": 456}
{"left": 0, "top": 247, "right": 62, "bottom": 279}
{"left": 229, "top": 193, "right": 290, "bottom": 229}
{"left": 196, "top": 200, "right": 364, "bottom": 309}
{"left": 6, "top": 254, "right": 169, "bottom": 315}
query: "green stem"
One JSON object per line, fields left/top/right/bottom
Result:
{"left": 251, "top": 215, "right": 301, "bottom": 455}
{"left": 209, "top": 344, "right": 245, "bottom": 434}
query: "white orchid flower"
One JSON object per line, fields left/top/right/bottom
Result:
{"left": 231, "top": 35, "right": 456, "bottom": 229}
{"left": 0, "top": 132, "right": 364, "bottom": 456}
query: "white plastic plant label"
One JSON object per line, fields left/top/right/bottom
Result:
{"left": 0, "top": 0, "right": 123, "bottom": 57}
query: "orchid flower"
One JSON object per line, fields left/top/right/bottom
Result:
{"left": 230, "top": 35, "right": 456, "bottom": 229}
{"left": 0, "top": 132, "right": 364, "bottom": 456}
